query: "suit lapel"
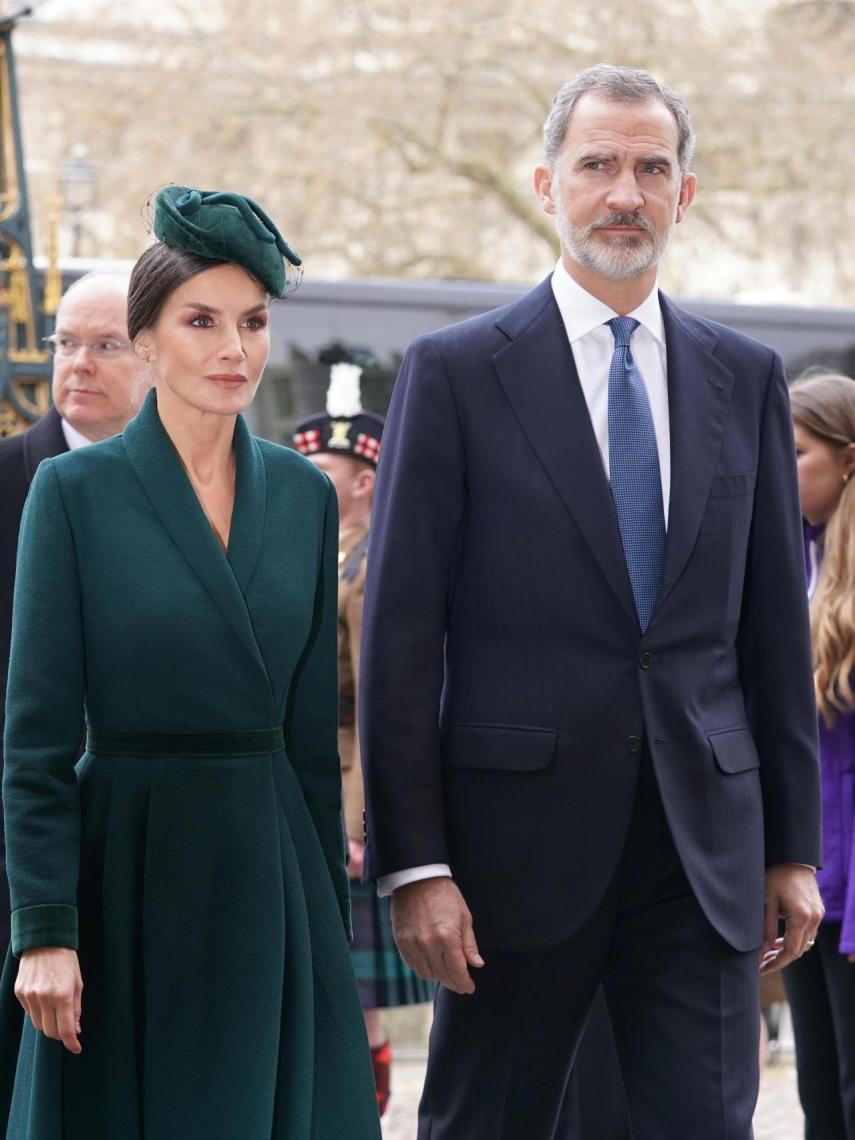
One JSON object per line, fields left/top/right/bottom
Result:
{"left": 494, "top": 282, "right": 639, "bottom": 629}
{"left": 122, "top": 390, "right": 267, "bottom": 669}
{"left": 23, "top": 406, "right": 67, "bottom": 480}
{"left": 657, "top": 296, "right": 735, "bottom": 612}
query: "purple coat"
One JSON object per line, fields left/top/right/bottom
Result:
{"left": 806, "top": 523, "right": 855, "bottom": 954}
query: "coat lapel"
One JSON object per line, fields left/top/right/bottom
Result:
{"left": 122, "top": 390, "right": 267, "bottom": 669}
{"left": 656, "top": 296, "right": 735, "bottom": 612}
{"left": 493, "top": 281, "right": 639, "bottom": 629}
{"left": 227, "top": 415, "right": 267, "bottom": 595}
{"left": 23, "top": 406, "right": 67, "bottom": 480}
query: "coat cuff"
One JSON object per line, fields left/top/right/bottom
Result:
{"left": 11, "top": 904, "right": 78, "bottom": 957}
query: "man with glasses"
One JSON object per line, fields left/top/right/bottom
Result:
{"left": 0, "top": 271, "right": 148, "bottom": 949}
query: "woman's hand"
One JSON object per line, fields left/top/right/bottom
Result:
{"left": 15, "top": 947, "right": 83, "bottom": 1054}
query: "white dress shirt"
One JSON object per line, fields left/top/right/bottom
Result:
{"left": 61, "top": 419, "right": 94, "bottom": 451}
{"left": 551, "top": 260, "right": 671, "bottom": 522}
{"left": 377, "top": 264, "right": 672, "bottom": 897}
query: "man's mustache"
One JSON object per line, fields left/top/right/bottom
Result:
{"left": 589, "top": 212, "right": 655, "bottom": 236}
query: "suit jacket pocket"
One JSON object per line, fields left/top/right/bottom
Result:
{"left": 445, "top": 723, "right": 557, "bottom": 771}
{"left": 709, "top": 472, "right": 756, "bottom": 498}
{"left": 709, "top": 727, "right": 761, "bottom": 773}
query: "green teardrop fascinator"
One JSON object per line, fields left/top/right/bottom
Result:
{"left": 153, "top": 185, "right": 302, "bottom": 298}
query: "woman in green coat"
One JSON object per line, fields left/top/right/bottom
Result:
{"left": 0, "top": 186, "right": 382, "bottom": 1139}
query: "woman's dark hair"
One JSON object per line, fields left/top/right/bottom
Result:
{"left": 127, "top": 243, "right": 226, "bottom": 341}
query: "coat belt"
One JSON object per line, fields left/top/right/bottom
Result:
{"left": 85, "top": 727, "right": 284, "bottom": 757}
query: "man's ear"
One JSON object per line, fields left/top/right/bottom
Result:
{"left": 675, "top": 173, "right": 697, "bottom": 224}
{"left": 534, "top": 165, "right": 557, "bottom": 216}
{"left": 354, "top": 466, "right": 377, "bottom": 500}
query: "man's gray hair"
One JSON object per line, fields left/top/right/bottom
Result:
{"left": 543, "top": 64, "right": 695, "bottom": 176}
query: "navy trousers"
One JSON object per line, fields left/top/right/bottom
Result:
{"left": 785, "top": 921, "right": 855, "bottom": 1140}
{"left": 417, "top": 755, "right": 760, "bottom": 1140}
{"left": 556, "top": 988, "right": 631, "bottom": 1140}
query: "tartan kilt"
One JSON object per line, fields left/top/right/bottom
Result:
{"left": 349, "top": 880, "right": 436, "bottom": 1009}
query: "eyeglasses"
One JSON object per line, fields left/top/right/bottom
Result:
{"left": 44, "top": 334, "right": 131, "bottom": 359}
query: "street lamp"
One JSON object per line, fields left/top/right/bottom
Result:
{"left": 58, "top": 145, "right": 99, "bottom": 258}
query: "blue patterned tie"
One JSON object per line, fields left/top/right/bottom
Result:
{"left": 607, "top": 317, "right": 666, "bottom": 631}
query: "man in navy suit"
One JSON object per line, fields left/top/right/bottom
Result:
{"left": 360, "top": 65, "right": 824, "bottom": 1139}
{"left": 0, "top": 271, "right": 145, "bottom": 949}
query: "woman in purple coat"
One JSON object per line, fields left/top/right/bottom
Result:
{"left": 788, "top": 370, "right": 855, "bottom": 1140}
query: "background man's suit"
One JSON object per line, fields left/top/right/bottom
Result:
{"left": 360, "top": 276, "right": 821, "bottom": 1137}
{"left": 0, "top": 407, "right": 67, "bottom": 947}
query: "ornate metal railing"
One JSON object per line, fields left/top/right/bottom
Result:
{"left": 0, "top": 4, "right": 58, "bottom": 437}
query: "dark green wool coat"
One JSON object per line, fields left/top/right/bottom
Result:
{"left": 0, "top": 391, "right": 381, "bottom": 1139}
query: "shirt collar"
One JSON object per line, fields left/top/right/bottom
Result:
{"left": 61, "top": 418, "right": 95, "bottom": 451}
{"left": 550, "top": 259, "right": 664, "bottom": 346}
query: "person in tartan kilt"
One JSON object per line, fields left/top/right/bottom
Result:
{"left": 293, "top": 362, "right": 434, "bottom": 1117}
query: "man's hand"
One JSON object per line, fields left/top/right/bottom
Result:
{"left": 760, "top": 864, "right": 824, "bottom": 974}
{"left": 15, "top": 947, "right": 83, "bottom": 1054}
{"left": 391, "top": 877, "right": 484, "bottom": 994}
{"left": 347, "top": 838, "right": 365, "bottom": 881}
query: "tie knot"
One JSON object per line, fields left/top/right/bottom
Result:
{"left": 607, "top": 316, "right": 639, "bottom": 349}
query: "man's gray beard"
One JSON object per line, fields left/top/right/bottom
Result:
{"left": 557, "top": 211, "right": 673, "bottom": 282}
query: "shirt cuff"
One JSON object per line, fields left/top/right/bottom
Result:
{"left": 377, "top": 864, "right": 453, "bottom": 897}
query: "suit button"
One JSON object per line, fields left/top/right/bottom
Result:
{"left": 627, "top": 735, "right": 642, "bottom": 754}
{"left": 639, "top": 651, "right": 653, "bottom": 669}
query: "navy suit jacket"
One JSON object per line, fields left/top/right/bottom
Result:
{"left": 0, "top": 407, "right": 67, "bottom": 947}
{"left": 360, "top": 277, "right": 821, "bottom": 953}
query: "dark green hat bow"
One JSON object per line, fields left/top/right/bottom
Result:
{"left": 153, "top": 185, "right": 301, "bottom": 298}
